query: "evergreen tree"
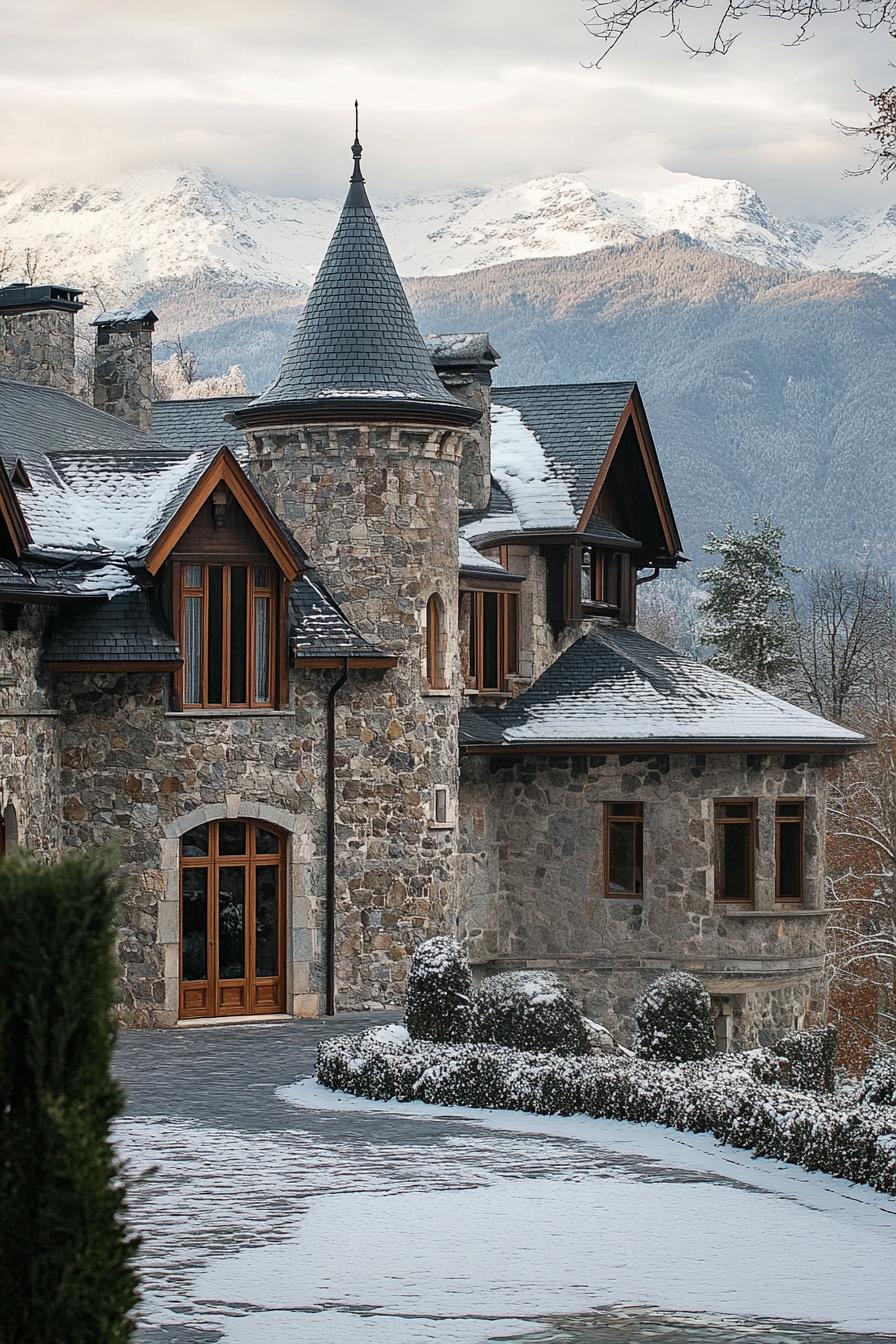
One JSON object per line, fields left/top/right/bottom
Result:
{"left": 699, "top": 515, "right": 798, "bottom": 688}
{"left": 0, "top": 850, "right": 139, "bottom": 1344}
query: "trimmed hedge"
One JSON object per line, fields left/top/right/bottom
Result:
{"left": 473, "top": 971, "right": 590, "bottom": 1056}
{"left": 405, "top": 937, "right": 473, "bottom": 1044}
{"left": 775, "top": 1024, "right": 838, "bottom": 1093}
{"left": 317, "top": 1027, "right": 896, "bottom": 1196}
{"left": 862, "top": 1053, "right": 896, "bottom": 1107}
{"left": 634, "top": 971, "right": 714, "bottom": 1063}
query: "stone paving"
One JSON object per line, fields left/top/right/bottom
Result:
{"left": 115, "top": 1018, "right": 896, "bottom": 1344}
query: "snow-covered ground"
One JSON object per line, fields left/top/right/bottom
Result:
{"left": 115, "top": 1023, "right": 896, "bottom": 1344}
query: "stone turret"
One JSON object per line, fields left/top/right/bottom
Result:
{"left": 0, "top": 281, "right": 83, "bottom": 395}
{"left": 92, "top": 308, "right": 158, "bottom": 432}
{"left": 232, "top": 119, "right": 480, "bottom": 1008}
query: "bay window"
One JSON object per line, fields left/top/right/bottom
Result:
{"left": 714, "top": 801, "right": 756, "bottom": 904}
{"left": 775, "top": 801, "right": 805, "bottom": 905}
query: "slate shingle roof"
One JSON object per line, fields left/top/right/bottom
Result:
{"left": 152, "top": 397, "right": 249, "bottom": 455}
{"left": 232, "top": 172, "right": 477, "bottom": 427}
{"left": 492, "top": 383, "right": 636, "bottom": 519}
{"left": 43, "top": 589, "right": 180, "bottom": 665}
{"left": 460, "top": 627, "right": 864, "bottom": 752}
{"left": 0, "top": 379, "right": 211, "bottom": 560}
{"left": 290, "top": 572, "right": 391, "bottom": 662}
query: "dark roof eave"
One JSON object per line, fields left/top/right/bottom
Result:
{"left": 292, "top": 654, "right": 398, "bottom": 669}
{"left": 228, "top": 397, "right": 480, "bottom": 431}
{"left": 463, "top": 526, "right": 645, "bottom": 551}
{"left": 461, "top": 737, "right": 866, "bottom": 757}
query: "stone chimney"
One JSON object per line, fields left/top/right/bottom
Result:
{"left": 426, "top": 333, "right": 499, "bottom": 512}
{"left": 0, "top": 281, "right": 84, "bottom": 394}
{"left": 92, "top": 308, "right": 158, "bottom": 432}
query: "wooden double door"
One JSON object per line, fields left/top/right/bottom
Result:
{"left": 179, "top": 818, "right": 286, "bottom": 1019}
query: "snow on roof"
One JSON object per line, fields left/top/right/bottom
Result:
{"left": 458, "top": 535, "right": 513, "bottom": 575}
{"left": 425, "top": 333, "right": 497, "bottom": 364}
{"left": 73, "top": 561, "right": 139, "bottom": 599}
{"left": 92, "top": 307, "right": 157, "bottom": 325}
{"left": 461, "top": 627, "right": 864, "bottom": 750}
{"left": 488, "top": 404, "right": 577, "bottom": 531}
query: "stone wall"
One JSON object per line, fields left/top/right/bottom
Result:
{"left": 459, "top": 750, "right": 829, "bottom": 1047}
{"left": 244, "top": 420, "right": 468, "bottom": 1006}
{"left": 0, "top": 309, "right": 77, "bottom": 394}
{"left": 93, "top": 325, "right": 154, "bottom": 431}
{"left": 0, "top": 606, "right": 61, "bottom": 860}
{"left": 52, "top": 669, "right": 333, "bottom": 1025}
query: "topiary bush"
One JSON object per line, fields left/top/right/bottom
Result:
{"left": 404, "top": 936, "right": 473, "bottom": 1043}
{"left": 774, "top": 1024, "right": 838, "bottom": 1092}
{"left": 860, "top": 1052, "right": 896, "bottom": 1107}
{"left": 634, "top": 971, "right": 715, "bottom": 1063}
{"left": 473, "top": 970, "right": 590, "bottom": 1056}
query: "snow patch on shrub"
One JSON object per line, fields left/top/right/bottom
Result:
{"left": 862, "top": 1053, "right": 896, "bottom": 1107}
{"left": 635, "top": 971, "right": 714, "bottom": 1063}
{"left": 405, "top": 937, "right": 473, "bottom": 1044}
{"left": 473, "top": 971, "right": 590, "bottom": 1056}
{"left": 775, "top": 1025, "right": 838, "bottom": 1092}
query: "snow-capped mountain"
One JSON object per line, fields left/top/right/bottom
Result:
{"left": 0, "top": 165, "right": 893, "bottom": 298}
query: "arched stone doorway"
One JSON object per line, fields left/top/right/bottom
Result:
{"left": 178, "top": 816, "right": 287, "bottom": 1019}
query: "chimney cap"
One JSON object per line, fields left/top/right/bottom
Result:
{"left": 92, "top": 307, "right": 158, "bottom": 331}
{"left": 0, "top": 281, "right": 83, "bottom": 314}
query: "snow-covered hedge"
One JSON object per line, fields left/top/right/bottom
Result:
{"left": 317, "top": 1028, "right": 896, "bottom": 1196}
{"left": 473, "top": 970, "right": 590, "bottom": 1057}
{"left": 634, "top": 972, "right": 714, "bottom": 1063}
{"left": 775, "top": 1024, "right": 838, "bottom": 1093}
{"left": 405, "top": 937, "right": 473, "bottom": 1044}
{"left": 862, "top": 1053, "right": 896, "bottom": 1107}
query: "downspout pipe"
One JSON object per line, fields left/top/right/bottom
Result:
{"left": 636, "top": 566, "right": 661, "bottom": 587}
{"left": 325, "top": 659, "right": 349, "bottom": 1016}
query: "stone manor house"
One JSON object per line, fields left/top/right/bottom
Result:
{"left": 0, "top": 133, "right": 862, "bottom": 1046}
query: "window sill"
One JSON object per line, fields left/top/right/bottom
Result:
{"left": 166, "top": 709, "right": 294, "bottom": 719}
{"left": 604, "top": 893, "right": 644, "bottom": 901}
{"left": 427, "top": 821, "right": 456, "bottom": 831}
{"left": 720, "top": 907, "right": 824, "bottom": 917}
{"left": 422, "top": 688, "right": 453, "bottom": 698}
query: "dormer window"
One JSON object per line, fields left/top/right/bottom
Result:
{"left": 176, "top": 561, "right": 277, "bottom": 709}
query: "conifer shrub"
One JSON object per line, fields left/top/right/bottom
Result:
{"left": 0, "top": 850, "right": 139, "bottom": 1344}
{"left": 404, "top": 936, "right": 473, "bottom": 1043}
{"left": 473, "top": 970, "right": 590, "bottom": 1056}
{"left": 860, "top": 1052, "right": 896, "bottom": 1107}
{"left": 634, "top": 971, "right": 715, "bottom": 1063}
{"left": 774, "top": 1024, "right": 838, "bottom": 1092}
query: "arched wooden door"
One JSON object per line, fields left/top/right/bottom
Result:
{"left": 179, "top": 819, "right": 286, "bottom": 1019}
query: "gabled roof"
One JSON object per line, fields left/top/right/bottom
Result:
{"left": 231, "top": 146, "right": 476, "bottom": 430}
{"left": 461, "top": 627, "right": 864, "bottom": 754}
{"left": 461, "top": 383, "right": 681, "bottom": 559}
{"left": 493, "top": 384, "right": 635, "bottom": 519}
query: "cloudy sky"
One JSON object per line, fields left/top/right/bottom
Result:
{"left": 0, "top": 0, "right": 891, "bottom": 217}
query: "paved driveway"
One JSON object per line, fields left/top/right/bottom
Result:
{"left": 116, "top": 1018, "right": 896, "bottom": 1344}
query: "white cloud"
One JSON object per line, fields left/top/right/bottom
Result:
{"left": 0, "top": 0, "right": 891, "bottom": 216}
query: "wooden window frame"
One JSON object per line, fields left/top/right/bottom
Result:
{"left": 469, "top": 589, "right": 519, "bottom": 693}
{"left": 775, "top": 799, "right": 805, "bottom": 906}
{"left": 172, "top": 558, "right": 281, "bottom": 710}
{"left": 425, "top": 593, "right": 447, "bottom": 690}
{"left": 603, "top": 801, "right": 644, "bottom": 899}
{"left": 179, "top": 818, "right": 286, "bottom": 1019}
{"left": 713, "top": 800, "right": 756, "bottom": 906}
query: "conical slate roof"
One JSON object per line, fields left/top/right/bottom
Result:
{"left": 233, "top": 132, "right": 477, "bottom": 429}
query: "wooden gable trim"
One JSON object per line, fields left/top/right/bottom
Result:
{"left": 576, "top": 390, "right": 682, "bottom": 559}
{"left": 0, "top": 465, "right": 32, "bottom": 557}
{"left": 144, "top": 449, "right": 301, "bottom": 581}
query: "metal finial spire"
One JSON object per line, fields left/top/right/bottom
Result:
{"left": 351, "top": 100, "right": 364, "bottom": 183}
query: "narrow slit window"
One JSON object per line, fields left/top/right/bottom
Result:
{"left": 604, "top": 802, "right": 644, "bottom": 898}
{"left": 776, "top": 801, "right": 804, "bottom": 905}
{"left": 425, "top": 594, "right": 446, "bottom": 689}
